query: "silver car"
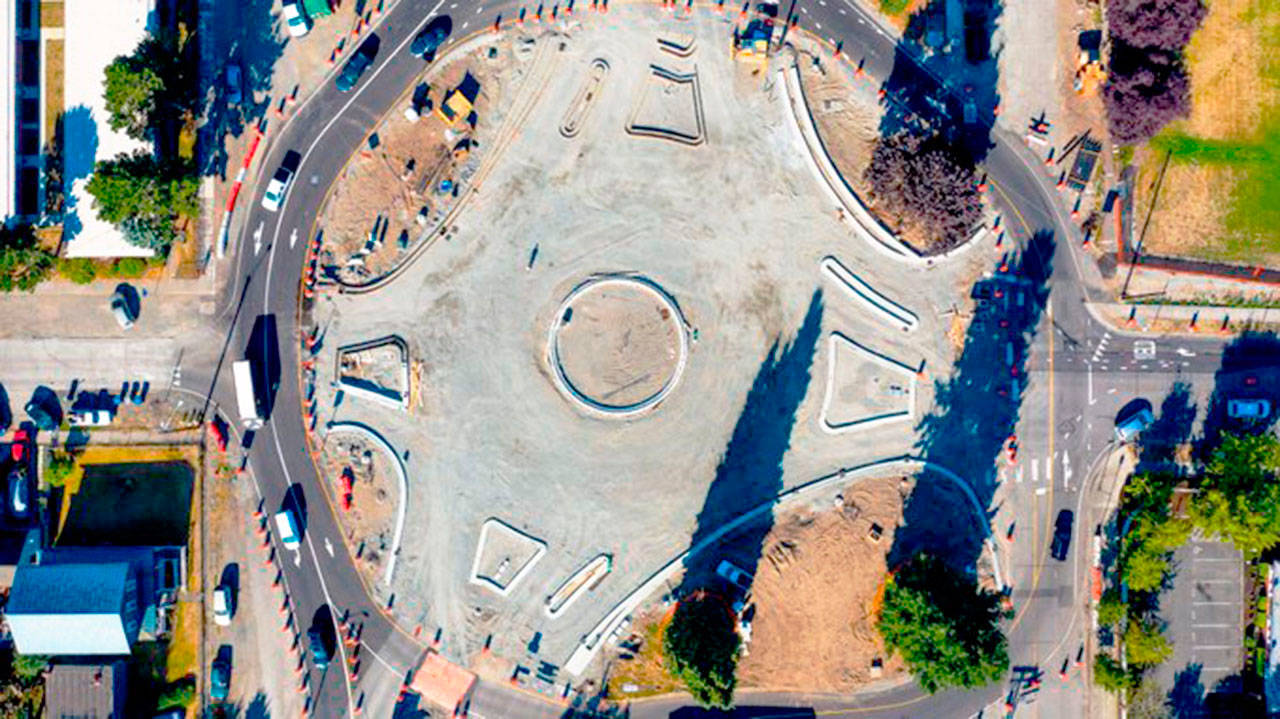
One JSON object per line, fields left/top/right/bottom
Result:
{"left": 109, "top": 290, "right": 135, "bottom": 329}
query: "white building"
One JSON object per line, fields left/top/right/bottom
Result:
{"left": 61, "top": 0, "right": 156, "bottom": 257}
{"left": 1, "top": 0, "right": 42, "bottom": 225}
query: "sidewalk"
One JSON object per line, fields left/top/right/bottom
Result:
{"left": 1087, "top": 301, "right": 1280, "bottom": 338}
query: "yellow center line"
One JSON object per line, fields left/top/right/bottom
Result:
{"left": 990, "top": 178, "right": 1055, "bottom": 641}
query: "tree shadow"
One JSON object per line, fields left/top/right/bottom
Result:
{"left": 1136, "top": 382, "right": 1198, "bottom": 474}
{"left": 1199, "top": 331, "right": 1280, "bottom": 456}
{"left": 1168, "top": 663, "right": 1205, "bottom": 719}
{"left": 878, "top": 0, "right": 1004, "bottom": 163}
{"left": 199, "top": 0, "right": 286, "bottom": 179}
{"left": 59, "top": 104, "right": 99, "bottom": 242}
{"left": 243, "top": 692, "right": 270, "bottom": 719}
{"left": 893, "top": 229, "right": 1054, "bottom": 572}
{"left": 674, "top": 291, "right": 824, "bottom": 603}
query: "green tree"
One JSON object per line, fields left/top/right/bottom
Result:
{"left": 10, "top": 654, "right": 47, "bottom": 683}
{"left": 877, "top": 554, "right": 1008, "bottom": 694}
{"left": 57, "top": 257, "right": 97, "bottom": 284}
{"left": 1092, "top": 653, "right": 1135, "bottom": 693}
{"left": 84, "top": 152, "right": 194, "bottom": 253}
{"left": 103, "top": 54, "right": 165, "bottom": 140}
{"left": 1192, "top": 432, "right": 1280, "bottom": 557}
{"left": 1124, "top": 619, "right": 1172, "bottom": 666}
{"left": 1122, "top": 545, "right": 1170, "bottom": 593}
{"left": 1097, "top": 589, "right": 1126, "bottom": 628}
{"left": 661, "top": 592, "right": 740, "bottom": 709}
{"left": 0, "top": 225, "right": 54, "bottom": 293}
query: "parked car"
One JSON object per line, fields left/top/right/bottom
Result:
{"left": 7, "top": 468, "right": 29, "bottom": 519}
{"left": 109, "top": 289, "right": 136, "bottom": 329}
{"left": 69, "top": 409, "right": 113, "bottom": 427}
{"left": 1050, "top": 509, "right": 1073, "bottom": 561}
{"left": 281, "top": 0, "right": 312, "bottom": 37}
{"left": 274, "top": 509, "right": 302, "bottom": 550}
{"left": 10, "top": 428, "right": 28, "bottom": 462}
{"left": 212, "top": 583, "right": 234, "bottom": 626}
{"left": 1228, "top": 398, "right": 1271, "bottom": 420}
{"left": 410, "top": 24, "right": 449, "bottom": 58}
{"left": 23, "top": 400, "right": 57, "bottom": 432}
{"left": 210, "top": 646, "right": 232, "bottom": 701}
{"left": 225, "top": 63, "right": 242, "bottom": 105}
{"left": 336, "top": 36, "right": 379, "bottom": 92}
{"left": 715, "top": 559, "right": 754, "bottom": 593}
{"left": 260, "top": 165, "right": 295, "bottom": 212}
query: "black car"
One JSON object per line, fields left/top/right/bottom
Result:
{"left": 410, "top": 24, "right": 448, "bottom": 57}
{"left": 210, "top": 645, "right": 232, "bottom": 701}
{"left": 24, "top": 388, "right": 60, "bottom": 432}
{"left": 1050, "top": 510, "right": 1074, "bottom": 561}
{"left": 336, "top": 36, "right": 379, "bottom": 92}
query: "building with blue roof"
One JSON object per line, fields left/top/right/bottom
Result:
{"left": 6, "top": 561, "right": 141, "bottom": 655}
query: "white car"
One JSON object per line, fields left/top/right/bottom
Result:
{"left": 69, "top": 409, "right": 113, "bottom": 427}
{"left": 281, "top": 0, "right": 311, "bottom": 38}
{"left": 260, "top": 165, "right": 294, "bottom": 212}
{"left": 274, "top": 509, "right": 302, "bottom": 550}
{"left": 212, "top": 584, "right": 234, "bottom": 626}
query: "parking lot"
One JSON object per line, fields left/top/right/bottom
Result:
{"left": 1157, "top": 538, "right": 1244, "bottom": 696}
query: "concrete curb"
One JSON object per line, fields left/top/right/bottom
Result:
{"left": 325, "top": 420, "right": 408, "bottom": 587}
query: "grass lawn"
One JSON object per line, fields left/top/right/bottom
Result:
{"left": 605, "top": 608, "right": 682, "bottom": 699}
{"left": 1134, "top": 0, "right": 1280, "bottom": 264}
{"left": 165, "top": 600, "right": 200, "bottom": 682}
{"left": 55, "top": 446, "right": 197, "bottom": 547}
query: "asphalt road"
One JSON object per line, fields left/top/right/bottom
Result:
{"left": 194, "top": 1, "right": 1246, "bottom": 718}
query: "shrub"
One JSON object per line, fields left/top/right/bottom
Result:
{"left": 662, "top": 592, "right": 741, "bottom": 709}
{"left": 1097, "top": 589, "right": 1126, "bottom": 628}
{"left": 157, "top": 677, "right": 195, "bottom": 710}
{"left": 58, "top": 257, "right": 97, "bottom": 284}
{"left": 10, "top": 654, "right": 48, "bottom": 683}
{"left": 113, "top": 257, "right": 146, "bottom": 278}
{"left": 45, "top": 452, "right": 75, "bottom": 488}
{"left": 1093, "top": 653, "right": 1134, "bottom": 693}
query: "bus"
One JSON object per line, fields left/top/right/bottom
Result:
{"left": 232, "top": 360, "right": 264, "bottom": 429}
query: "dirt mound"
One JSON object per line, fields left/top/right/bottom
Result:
{"left": 737, "top": 475, "right": 909, "bottom": 691}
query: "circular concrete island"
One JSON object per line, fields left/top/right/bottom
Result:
{"left": 547, "top": 276, "right": 689, "bottom": 417}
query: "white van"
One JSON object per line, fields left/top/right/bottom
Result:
{"left": 274, "top": 509, "right": 302, "bottom": 550}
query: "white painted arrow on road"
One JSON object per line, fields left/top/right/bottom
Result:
{"left": 292, "top": 549, "right": 301, "bottom": 567}
{"left": 324, "top": 537, "right": 334, "bottom": 557}
{"left": 289, "top": 228, "right": 299, "bottom": 249}
{"left": 253, "top": 221, "right": 264, "bottom": 256}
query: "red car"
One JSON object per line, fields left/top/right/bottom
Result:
{"left": 10, "top": 429, "right": 28, "bottom": 462}
{"left": 209, "top": 419, "right": 228, "bottom": 453}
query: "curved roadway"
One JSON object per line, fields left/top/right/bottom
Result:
{"left": 199, "top": 1, "right": 1241, "bottom": 718}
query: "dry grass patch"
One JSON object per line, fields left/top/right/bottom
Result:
{"left": 44, "top": 39, "right": 63, "bottom": 144}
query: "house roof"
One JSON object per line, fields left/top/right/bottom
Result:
{"left": 46, "top": 661, "right": 128, "bottom": 719}
{"left": 8, "top": 562, "right": 130, "bottom": 614}
{"left": 7, "top": 563, "right": 134, "bottom": 655}
{"left": 409, "top": 651, "right": 476, "bottom": 711}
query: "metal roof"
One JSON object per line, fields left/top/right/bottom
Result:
{"left": 6, "top": 563, "right": 135, "bottom": 655}
{"left": 45, "top": 661, "right": 128, "bottom": 719}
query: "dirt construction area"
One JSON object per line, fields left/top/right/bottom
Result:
{"left": 305, "top": 2, "right": 1006, "bottom": 696}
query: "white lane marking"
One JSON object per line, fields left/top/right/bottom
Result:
{"left": 476, "top": 4, "right": 484, "bottom": 12}
{"left": 1031, "top": 459, "right": 1038, "bottom": 483}
{"left": 253, "top": 221, "right": 264, "bottom": 255}
{"left": 1016, "top": 465, "right": 1024, "bottom": 483}
{"left": 1034, "top": 487, "right": 1047, "bottom": 496}
{"left": 289, "top": 227, "right": 298, "bottom": 249}
{"left": 1177, "top": 348, "right": 1196, "bottom": 357}
{"left": 1087, "top": 362, "right": 1095, "bottom": 405}
{"left": 462, "top": 20, "right": 469, "bottom": 29}
{"left": 324, "top": 537, "right": 335, "bottom": 557}
{"left": 1062, "top": 452, "right": 1072, "bottom": 489}
{"left": 293, "top": 549, "right": 302, "bottom": 567}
